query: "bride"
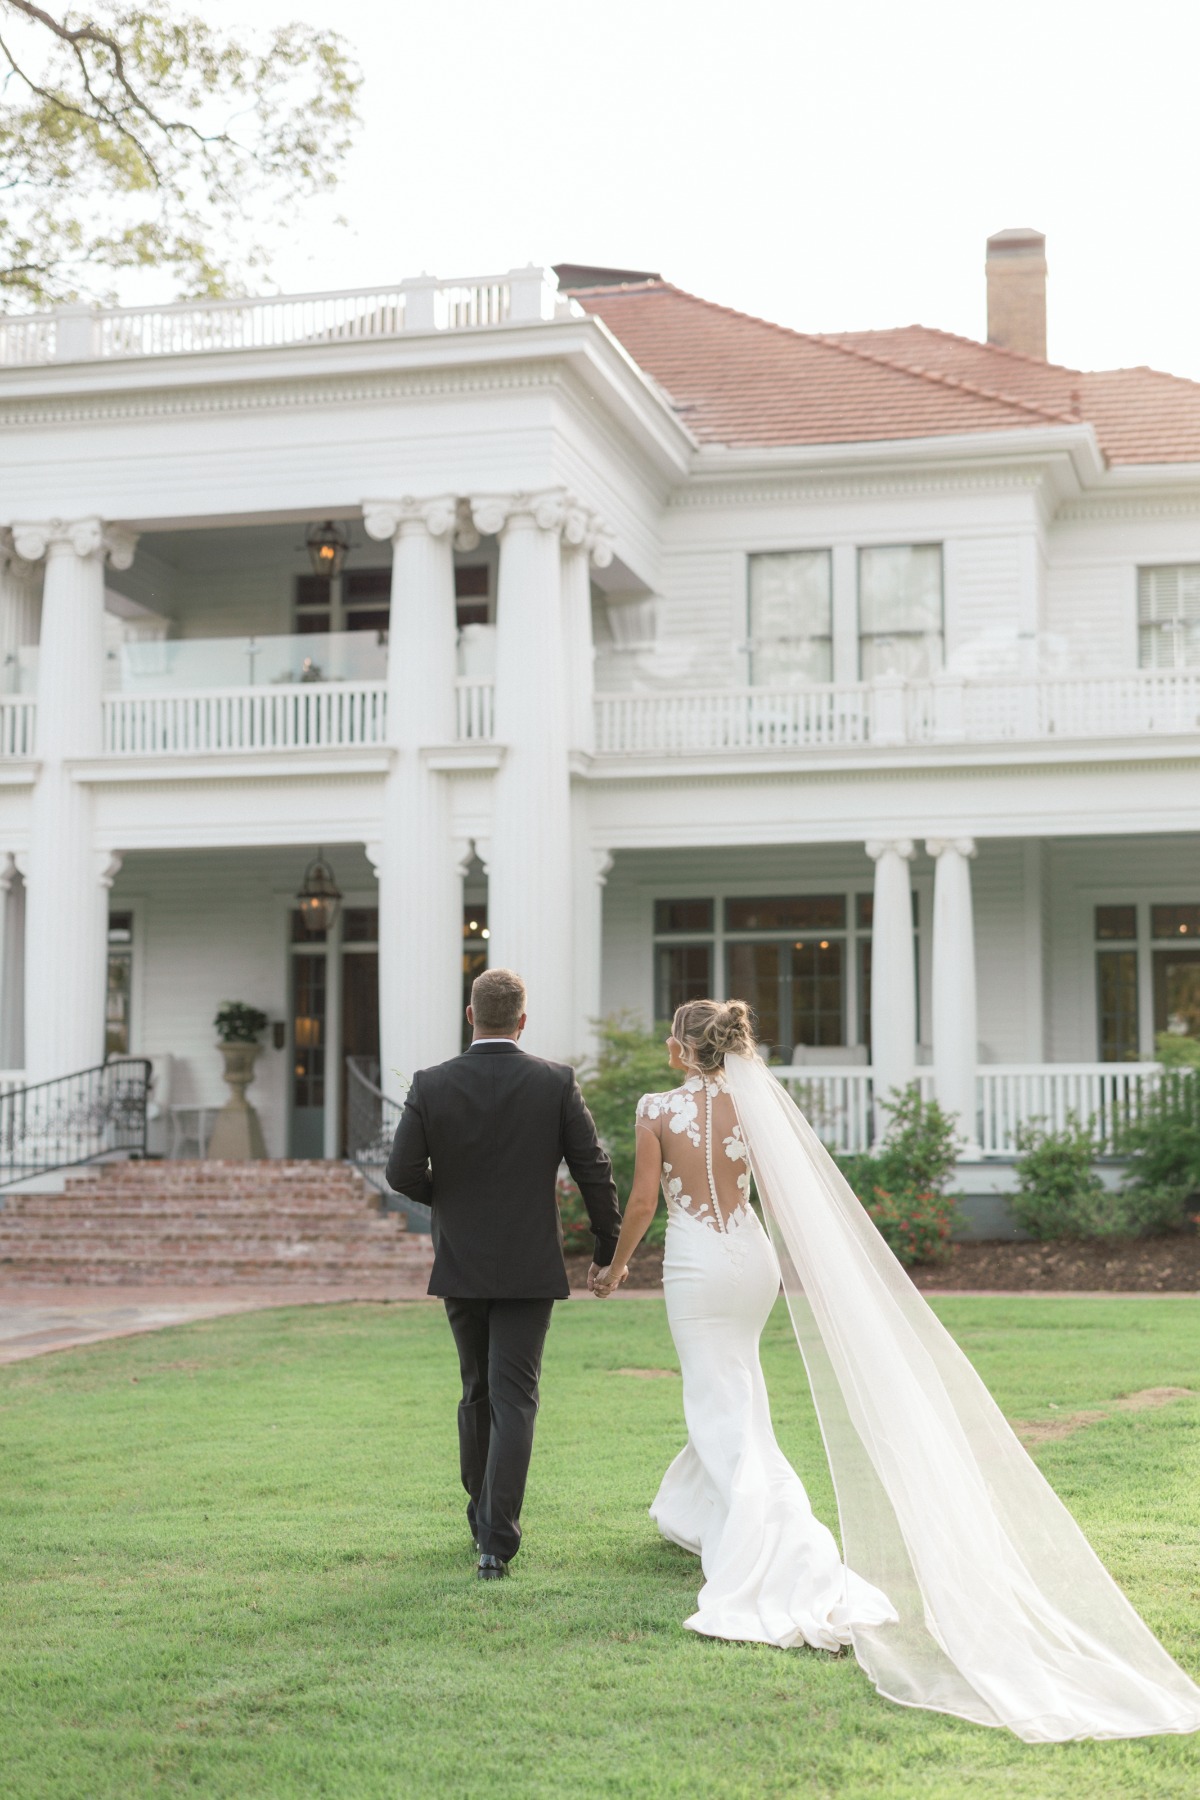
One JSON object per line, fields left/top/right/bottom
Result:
{"left": 593, "top": 998, "right": 1200, "bottom": 1744}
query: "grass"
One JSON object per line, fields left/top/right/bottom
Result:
{"left": 1, "top": 1296, "right": 1199, "bottom": 1799}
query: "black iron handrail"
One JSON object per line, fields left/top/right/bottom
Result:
{"left": 345, "top": 1054, "right": 431, "bottom": 1233}
{"left": 0, "top": 1058, "right": 152, "bottom": 1189}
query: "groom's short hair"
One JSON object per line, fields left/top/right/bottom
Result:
{"left": 471, "top": 967, "right": 527, "bottom": 1033}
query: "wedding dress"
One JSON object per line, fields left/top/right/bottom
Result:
{"left": 638, "top": 1072, "right": 897, "bottom": 1650}
{"left": 700, "top": 1050, "right": 1200, "bottom": 1743}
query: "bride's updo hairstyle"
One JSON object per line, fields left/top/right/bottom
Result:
{"left": 672, "top": 998, "right": 756, "bottom": 1073}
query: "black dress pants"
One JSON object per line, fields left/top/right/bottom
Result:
{"left": 443, "top": 1296, "right": 555, "bottom": 1563}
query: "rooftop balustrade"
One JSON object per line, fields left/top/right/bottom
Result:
{"left": 0, "top": 269, "right": 572, "bottom": 368}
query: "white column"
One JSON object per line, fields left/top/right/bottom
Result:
{"left": 0, "top": 533, "right": 41, "bottom": 695}
{"left": 476, "top": 489, "right": 574, "bottom": 1059}
{"left": 927, "top": 836, "right": 979, "bottom": 1154}
{"left": 14, "top": 518, "right": 136, "bottom": 1082}
{"left": 572, "top": 809, "right": 612, "bottom": 1063}
{"left": 866, "top": 838, "right": 917, "bottom": 1122}
{"left": 364, "top": 497, "right": 462, "bottom": 1093}
{"left": 0, "top": 852, "right": 15, "bottom": 1067}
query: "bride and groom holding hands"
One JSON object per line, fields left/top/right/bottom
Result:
{"left": 386, "top": 966, "right": 1200, "bottom": 1744}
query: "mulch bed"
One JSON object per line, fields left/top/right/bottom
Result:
{"left": 567, "top": 1232, "right": 1200, "bottom": 1294}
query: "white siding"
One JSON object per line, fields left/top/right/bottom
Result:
{"left": 945, "top": 535, "right": 1024, "bottom": 671}
{"left": 1042, "top": 562, "right": 1130, "bottom": 673}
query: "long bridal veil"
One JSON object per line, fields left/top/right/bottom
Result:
{"left": 723, "top": 1050, "right": 1200, "bottom": 1743}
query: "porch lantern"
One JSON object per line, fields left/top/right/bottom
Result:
{"left": 304, "top": 520, "right": 350, "bottom": 578}
{"left": 296, "top": 849, "right": 342, "bottom": 934}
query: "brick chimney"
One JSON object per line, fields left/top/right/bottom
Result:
{"left": 986, "top": 228, "right": 1047, "bottom": 359}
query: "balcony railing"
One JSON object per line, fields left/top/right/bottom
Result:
{"left": 455, "top": 679, "right": 496, "bottom": 741}
{"left": 0, "top": 269, "right": 568, "bottom": 368}
{"left": 593, "top": 670, "right": 1200, "bottom": 756}
{"left": 102, "top": 682, "right": 388, "bottom": 755}
{"left": 0, "top": 696, "right": 35, "bottom": 757}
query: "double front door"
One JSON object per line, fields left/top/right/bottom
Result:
{"left": 289, "top": 907, "right": 379, "bottom": 1157}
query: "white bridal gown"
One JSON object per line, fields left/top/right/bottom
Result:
{"left": 636, "top": 1073, "right": 897, "bottom": 1650}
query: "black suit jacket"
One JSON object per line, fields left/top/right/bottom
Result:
{"left": 385, "top": 1041, "right": 622, "bottom": 1299}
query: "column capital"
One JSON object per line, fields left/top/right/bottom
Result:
{"left": 865, "top": 838, "right": 915, "bottom": 862}
{"left": 0, "top": 850, "right": 15, "bottom": 893}
{"left": 96, "top": 850, "right": 123, "bottom": 889}
{"left": 11, "top": 517, "right": 136, "bottom": 568}
{"left": 0, "top": 529, "right": 39, "bottom": 582}
{"left": 926, "top": 836, "right": 977, "bottom": 860}
{"left": 362, "top": 496, "right": 458, "bottom": 543}
{"left": 593, "top": 849, "right": 614, "bottom": 886}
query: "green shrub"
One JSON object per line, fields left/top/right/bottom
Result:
{"left": 839, "top": 1085, "right": 961, "bottom": 1265}
{"left": 1155, "top": 1031, "right": 1200, "bottom": 1069}
{"left": 1011, "top": 1114, "right": 1109, "bottom": 1239}
{"left": 1013, "top": 1111, "right": 1189, "bottom": 1240}
{"left": 558, "top": 1015, "right": 676, "bottom": 1253}
{"left": 1118, "top": 1062, "right": 1200, "bottom": 1229}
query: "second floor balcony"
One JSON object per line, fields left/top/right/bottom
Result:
{"left": 1, "top": 649, "right": 1198, "bottom": 765}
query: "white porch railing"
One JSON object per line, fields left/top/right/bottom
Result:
{"left": 101, "top": 682, "right": 388, "bottom": 755}
{"left": 772, "top": 1061, "right": 1165, "bottom": 1157}
{"left": 593, "top": 670, "right": 1200, "bottom": 755}
{"left": 455, "top": 679, "right": 496, "bottom": 740}
{"left": 0, "top": 1071, "right": 26, "bottom": 1097}
{"left": 773, "top": 1067, "right": 876, "bottom": 1153}
{"left": 0, "top": 696, "right": 35, "bottom": 757}
{"left": 0, "top": 269, "right": 566, "bottom": 367}
{"left": 976, "top": 1063, "right": 1163, "bottom": 1155}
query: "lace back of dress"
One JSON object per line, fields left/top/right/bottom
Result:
{"left": 637, "top": 1074, "right": 752, "bottom": 1234}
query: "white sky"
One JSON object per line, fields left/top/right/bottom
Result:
{"left": 213, "top": 0, "right": 1200, "bottom": 380}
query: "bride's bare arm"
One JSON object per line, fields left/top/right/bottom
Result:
{"left": 593, "top": 1127, "right": 662, "bottom": 1297}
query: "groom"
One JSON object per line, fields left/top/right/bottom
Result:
{"left": 386, "top": 968, "right": 621, "bottom": 1580}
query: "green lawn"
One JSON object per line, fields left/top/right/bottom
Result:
{"left": 2, "top": 1297, "right": 1199, "bottom": 1800}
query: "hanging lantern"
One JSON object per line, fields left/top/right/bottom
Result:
{"left": 304, "top": 520, "right": 350, "bottom": 578}
{"left": 296, "top": 849, "right": 342, "bottom": 934}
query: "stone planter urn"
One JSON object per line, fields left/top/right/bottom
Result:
{"left": 207, "top": 1040, "right": 267, "bottom": 1160}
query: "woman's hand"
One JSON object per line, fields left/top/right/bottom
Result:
{"left": 592, "top": 1263, "right": 629, "bottom": 1299}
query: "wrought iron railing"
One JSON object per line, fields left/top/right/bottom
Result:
{"left": 345, "top": 1054, "right": 431, "bottom": 1233}
{"left": 0, "top": 1058, "right": 152, "bottom": 1188}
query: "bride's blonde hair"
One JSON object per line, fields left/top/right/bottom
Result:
{"left": 672, "top": 998, "right": 756, "bottom": 1073}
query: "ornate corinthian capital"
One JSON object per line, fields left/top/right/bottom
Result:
{"left": 469, "top": 495, "right": 512, "bottom": 538}
{"left": 11, "top": 517, "right": 137, "bottom": 568}
{"left": 362, "top": 497, "right": 457, "bottom": 543}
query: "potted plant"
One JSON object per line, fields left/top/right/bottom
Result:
{"left": 208, "top": 1001, "right": 270, "bottom": 1159}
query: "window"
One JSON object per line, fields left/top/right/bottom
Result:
{"left": 726, "top": 896, "right": 844, "bottom": 932}
{"left": 653, "top": 898, "right": 714, "bottom": 1020}
{"left": 726, "top": 940, "right": 844, "bottom": 1056}
{"left": 1151, "top": 904, "right": 1200, "bottom": 1044}
{"left": 106, "top": 911, "right": 133, "bottom": 1056}
{"left": 1097, "top": 952, "right": 1139, "bottom": 1062}
{"left": 747, "top": 551, "right": 832, "bottom": 686}
{"left": 291, "top": 948, "right": 326, "bottom": 1109}
{"left": 858, "top": 545, "right": 943, "bottom": 679}
{"left": 656, "top": 944, "right": 713, "bottom": 1020}
{"left": 463, "top": 904, "right": 490, "bottom": 1048}
{"left": 1138, "top": 566, "right": 1200, "bottom": 670}
{"left": 1096, "top": 905, "right": 1137, "bottom": 940}
{"left": 295, "top": 574, "right": 332, "bottom": 634}
{"left": 655, "top": 899, "right": 714, "bottom": 933}
{"left": 344, "top": 569, "right": 390, "bottom": 634}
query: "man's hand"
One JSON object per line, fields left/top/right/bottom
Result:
{"left": 592, "top": 1263, "right": 629, "bottom": 1299}
{"left": 587, "top": 1261, "right": 601, "bottom": 1292}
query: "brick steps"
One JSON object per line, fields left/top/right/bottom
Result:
{"left": 0, "top": 1159, "right": 433, "bottom": 1289}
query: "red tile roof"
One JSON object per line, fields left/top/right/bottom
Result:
{"left": 568, "top": 280, "right": 1200, "bottom": 465}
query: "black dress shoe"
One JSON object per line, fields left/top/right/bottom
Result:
{"left": 477, "top": 1554, "right": 508, "bottom": 1580}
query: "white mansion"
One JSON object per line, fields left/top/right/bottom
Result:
{"left": 0, "top": 233, "right": 1197, "bottom": 1172}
